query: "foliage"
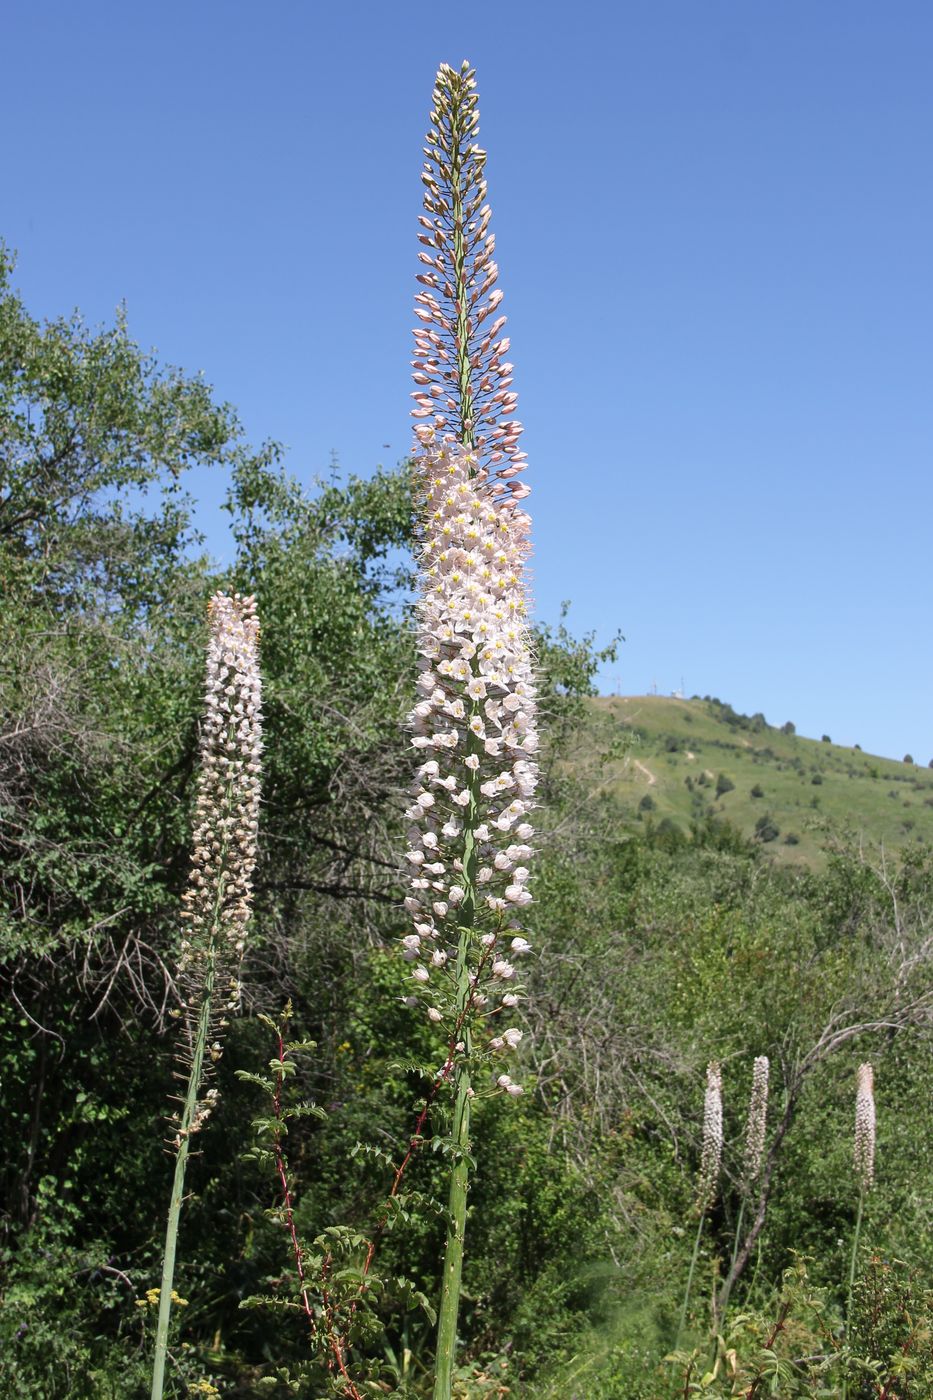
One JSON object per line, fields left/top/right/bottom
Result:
{"left": 4, "top": 257, "right": 933, "bottom": 1398}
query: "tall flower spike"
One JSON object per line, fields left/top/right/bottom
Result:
{"left": 177, "top": 592, "right": 263, "bottom": 1023}
{"left": 408, "top": 65, "right": 538, "bottom": 1400}
{"left": 413, "top": 60, "right": 528, "bottom": 501}
{"left": 698, "top": 1061, "right": 724, "bottom": 1211}
{"left": 151, "top": 593, "right": 262, "bottom": 1400}
{"left": 743, "top": 1055, "right": 770, "bottom": 1188}
{"left": 854, "top": 1062, "right": 876, "bottom": 1192}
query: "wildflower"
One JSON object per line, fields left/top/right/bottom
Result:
{"left": 177, "top": 593, "right": 263, "bottom": 1019}
{"left": 854, "top": 1062, "right": 876, "bottom": 1191}
{"left": 408, "top": 59, "right": 537, "bottom": 1395}
{"left": 743, "top": 1055, "right": 769, "bottom": 1187}
{"left": 698, "top": 1061, "right": 723, "bottom": 1211}
{"left": 152, "top": 594, "right": 262, "bottom": 1400}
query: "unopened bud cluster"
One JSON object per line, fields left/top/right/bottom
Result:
{"left": 412, "top": 61, "right": 529, "bottom": 501}
{"left": 178, "top": 593, "right": 263, "bottom": 1017}
{"left": 743, "top": 1055, "right": 770, "bottom": 1188}
{"left": 698, "top": 1061, "right": 723, "bottom": 1211}
{"left": 854, "top": 1061, "right": 876, "bottom": 1192}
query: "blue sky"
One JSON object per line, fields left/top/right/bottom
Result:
{"left": 5, "top": 2, "right": 932, "bottom": 761}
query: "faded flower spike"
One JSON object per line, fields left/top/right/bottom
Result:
{"left": 698, "top": 1061, "right": 723, "bottom": 1211}
{"left": 151, "top": 592, "right": 262, "bottom": 1400}
{"left": 743, "top": 1055, "right": 770, "bottom": 1187}
{"left": 854, "top": 1061, "right": 876, "bottom": 1192}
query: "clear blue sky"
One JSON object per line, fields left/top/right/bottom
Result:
{"left": 5, "top": 2, "right": 932, "bottom": 761}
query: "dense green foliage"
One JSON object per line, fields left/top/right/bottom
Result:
{"left": 2, "top": 256, "right": 933, "bottom": 1398}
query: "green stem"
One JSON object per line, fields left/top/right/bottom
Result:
{"left": 717, "top": 1195, "right": 746, "bottom": 1327}
{"left": 150, "top": 952, "right": 216, "bottom": 1399}
{"left": 843, "top": 1187, "right": 865, "bottom": 1400}
{"left": 432, "top": 1042, "right": 472, "bottom": 1400}
{"left": 675, "top": 1211, "right": 706, "bottom": 1354}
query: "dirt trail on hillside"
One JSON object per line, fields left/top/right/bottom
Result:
{"left": 633, "top": 760, "right": 657, "bottom": 786}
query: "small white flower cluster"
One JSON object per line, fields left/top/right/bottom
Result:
{"left": 402, "top": 433, "right": 537, "bottom": 1093}
{"left": 698, "top": 1061, "right": 724, "bottom": 1211}
{"left": 178, "top": 593, "right": 263, "bottom": 1017}
{"left": 854, "top": 1061, "right": 876, "bottom": 1192}
{"left": 743, "top": 1055, "right": 770, "bottom": 1188}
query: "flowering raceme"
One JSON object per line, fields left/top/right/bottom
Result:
{"left": 698, "top": 1060, "right": 724, "bottom": 1210}
{"left": 402, "top": 439, "right": 538, "bottom": 1060}
{"left": 151, "top": 592, "right": 262, "bottom": 1400}
{"left": 177, "top": 591, "right": 263, "bottom": 1023}
{"left": 402, "top": 62, "right": 538, "bottom": 1090}
{"left": 854, "top": 1061, "right": 876, "bottom": 1192}
{"left": 743, "top": 1054, "right": 770, "bottom": 1187}
{"left": 403, "top": 62, "right": 538, "bottom": 1397}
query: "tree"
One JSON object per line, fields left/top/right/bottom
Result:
{"left": 716, "top": 774, "right": 735, "bottom": 798}
{"left": 754, "top": 814, "right": 780, "bottom": 842}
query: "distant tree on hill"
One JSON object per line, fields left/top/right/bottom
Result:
{"left": 822, "top": 734, "right": 831, "bottom": 743}
{"left": 903, "top": 754, "right": 914, "bottom": 765}
{"left": 754, "top": 814, "right": 780, "bottom": 843}
{"left": 780, "top": 721, "right": 795, "bottom": 735}
{"left": 715, "top": 773, "right": 735, "bottom": 797}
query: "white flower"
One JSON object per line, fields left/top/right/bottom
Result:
{"left": 412, "top": 966, "right": 430, "bottom": 984}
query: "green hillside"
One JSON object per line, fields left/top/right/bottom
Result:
{"left": 593, "top": 694, "right": 933, "bottom": 865}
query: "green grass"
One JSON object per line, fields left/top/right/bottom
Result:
{"left": 591, "top": 695, "right": 933, "bottom": 867}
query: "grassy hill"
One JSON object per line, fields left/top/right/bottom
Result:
{"left": 592, "top": 694, "right": 933, "bottom": 866}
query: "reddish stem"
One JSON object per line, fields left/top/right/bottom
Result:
{"left": 273, "top": 1028, "right": 316, "bottom": 1335}
{"left": 272, "top": 1027, "right": 361, "bottom": 1400}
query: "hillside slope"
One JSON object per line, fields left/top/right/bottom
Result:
{"left": 593, "top": 695, "right": 933, "bottom": 865}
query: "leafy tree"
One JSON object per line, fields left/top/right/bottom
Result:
{"left": 754, "top": 813, "right": 780, "bottom": 842}
{"left": 715, "top": 773, "right": 735, "bottom": 798}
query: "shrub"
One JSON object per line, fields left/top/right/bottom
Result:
{"left": 754, "top": 814, "right": 780, "bottom": 843}
{"left": 811, "top": 773, "right": 823, "bottom": 785}
{"left": 638, "top": 794, "right": 656, "bottom": 813}
{"left": 783, "top": 832, "right": 800, "bottom": 845}
{"left": 715, "top": 774, "right": 735, "bottom": 798}
{"left": 750, "top": 784, "right": 764, "bottom": 799}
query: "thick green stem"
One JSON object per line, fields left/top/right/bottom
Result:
{"left": 432, "top": 686, "right": 480, "bottom": 1397}
{"left": 842, "top": 1187, "right": 865, "bottom": 1400}
{"left": 717, "top": 1195, "right": 746, "bottom": 1327}
{"left": 150, "top": 954, "right": 216, "bottom": 1399}
{"left": 433, "top": 1047, "right": 472, "bottom": 1400}
{"left": 675, "top": 1211, "right": 706, "bottom": 1354}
